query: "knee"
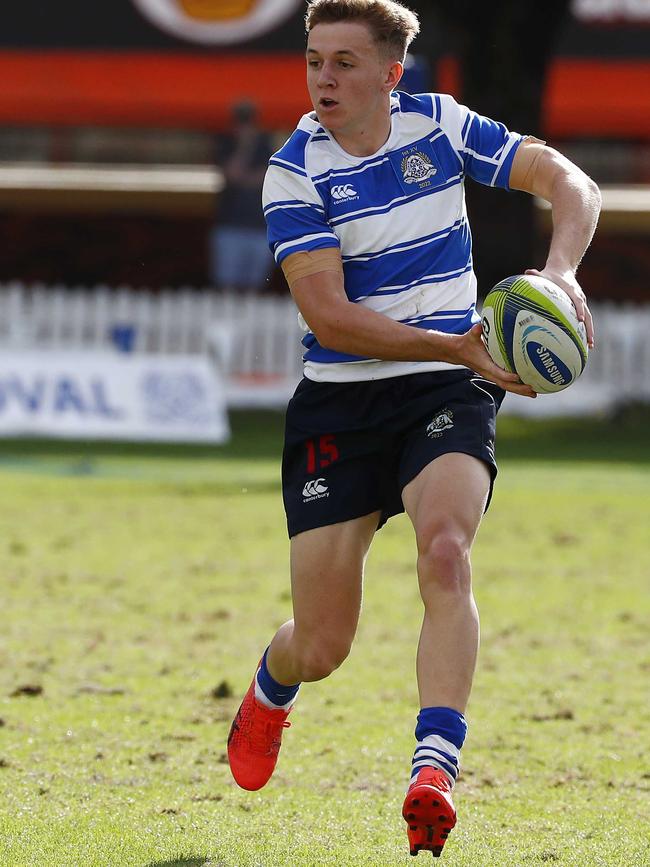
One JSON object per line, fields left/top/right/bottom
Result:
{"left": 294, "top": 637, "right": 352, "bottom": 682}
{"left": 417, "top": 531, "right": 472, "bottom": 597}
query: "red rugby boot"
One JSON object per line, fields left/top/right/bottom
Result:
{"left": 227, "top": 671, "right": 292, "bottom": 791}
{"left": 402, "top": 767, "right": 457, "bottom": 858}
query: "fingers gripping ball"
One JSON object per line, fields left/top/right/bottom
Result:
{"left": 481, "top": 274, "right": 589, "bottom": 394}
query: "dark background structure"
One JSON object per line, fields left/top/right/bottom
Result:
{"left": 0, "top": 0, "right": 648, "bottom": 299}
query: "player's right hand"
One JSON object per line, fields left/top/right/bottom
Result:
{"left": 455, "top": 324, "right": 537, "bottom": 398}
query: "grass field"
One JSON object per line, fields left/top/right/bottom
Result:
{"left": 0, "top": 410, "right": 649, "bottom": 866}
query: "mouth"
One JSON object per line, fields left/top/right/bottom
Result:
{"left": 319, "top": 97, "right": 339, "bottom": 110}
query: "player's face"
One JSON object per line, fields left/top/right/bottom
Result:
{"left": 306, "top": 21, "right": 401, "bottom": 152}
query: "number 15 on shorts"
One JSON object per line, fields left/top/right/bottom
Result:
{"left": 305, "top": 435, "right": 339, "bottom": 474}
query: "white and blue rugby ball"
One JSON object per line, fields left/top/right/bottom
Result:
{"left": 481, "top": 274, "right": 589, "bottom": 394}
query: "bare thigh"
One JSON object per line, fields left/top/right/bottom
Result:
{"left": 290, "top": 511, "right": 380, "bottom": 659}
{"left": 401, "top": 452, "right": 492, "bottom": 709}
{"left": 402, "top": 452, "right": 491, "bottom": 559}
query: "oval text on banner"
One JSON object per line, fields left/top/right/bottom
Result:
{"left": 131, "top": 0, "right": 302, "bottom": 44}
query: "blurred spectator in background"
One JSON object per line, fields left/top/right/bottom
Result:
{"left": 211, "top": 99, "right": 274, "bottom": 292}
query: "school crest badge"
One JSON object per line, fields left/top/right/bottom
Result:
{"left": 401, "top": 151, "right": 438, "bottom": 185}
{"left": 426, "top": 408, "right": 454, "bottom": 438}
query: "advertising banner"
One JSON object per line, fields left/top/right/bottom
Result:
{"left": 0, "top": 352, "right": 229, "bottom": 443}
{"left": 131, "top": 0, "right": 303, "bottom": 45}
{"left": 0, "top": 0, "right": 308, "bottom": 51}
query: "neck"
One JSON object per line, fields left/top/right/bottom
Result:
{"left": 331, "top": 110, "right": 392, "bottom": 158}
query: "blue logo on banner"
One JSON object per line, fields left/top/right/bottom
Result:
{"left": 140, "top": 372, "right": 212, "bottom": 426}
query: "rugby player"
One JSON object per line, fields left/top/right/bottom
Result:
{"left": 228, "top": 0, "right": 600, "bottom": 856}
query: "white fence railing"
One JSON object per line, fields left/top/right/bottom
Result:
{"left": 0, "top": 281, "right": 648, "bottom": 413}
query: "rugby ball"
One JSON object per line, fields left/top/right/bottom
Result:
{"left": 481, "top": 274, "right": 588, "bottom": 394}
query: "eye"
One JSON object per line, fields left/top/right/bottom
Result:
{"left": 338, "top": 61, "right": 352, "bottom": 69}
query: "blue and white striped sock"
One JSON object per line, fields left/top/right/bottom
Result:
{"left": 254, "top": 648, "right": 300, "bottom": 711}
{"left": 411, "top": 706, "right": 467, "bottom": 788}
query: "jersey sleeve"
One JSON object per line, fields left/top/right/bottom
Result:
{"left": 262, "top": 163, "right": 340, "bottom": 266}
{"left": 437, "top": 93, "right": 524, "bottom": 190}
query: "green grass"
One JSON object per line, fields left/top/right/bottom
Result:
{"left": 0, "top": 411, "right": 649, "bottom": 866}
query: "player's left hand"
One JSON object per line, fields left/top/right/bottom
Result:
{"left": 525, "top": 267, "right": 594, "bottom": 349}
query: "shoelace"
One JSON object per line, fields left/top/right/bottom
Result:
{"left": 412, "top": 770, "right": 453, "bottom": 798}
{"left": 248, "top": 711, "right": 291, "bottom": 755}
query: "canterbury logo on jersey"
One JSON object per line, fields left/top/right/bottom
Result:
{"left": 331, "top": 184, "right": 359, "bottom": 203}
{"left": 302, "top": 478, "right": 329, "bottom": 501}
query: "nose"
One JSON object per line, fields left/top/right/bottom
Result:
{"left": 317, "top": 61, "right": 336, "bottom": 90}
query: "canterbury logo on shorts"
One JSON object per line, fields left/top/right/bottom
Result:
{"left": 302, "top": 478, "right": 329, "bottom": 501}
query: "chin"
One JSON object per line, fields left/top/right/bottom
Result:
{"left": 316, "top": 111, "right": 343, "bottom": 131}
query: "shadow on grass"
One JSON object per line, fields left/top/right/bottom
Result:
{"left": 145, "top": 859, "right": 210, "bottom": 867}
{"left": 496, "top": 404, "right": 649, "bottom": 464}
{"left": 0, "top": 406, "right": 648, "bottom": 469}
{"left": 0, "top": 410, "right": 286, "bottom": 463}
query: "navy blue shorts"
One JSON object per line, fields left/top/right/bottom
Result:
{"left": 282, "top": 369, "right": 505, "bottom": 539}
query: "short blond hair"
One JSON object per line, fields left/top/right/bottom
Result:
{"left": 305, "top": 0, "right": 420, "bottom": 62}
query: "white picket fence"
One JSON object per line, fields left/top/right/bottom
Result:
{"left": 0, "top": 281, "right": 648, "bottom": 413}
{"left": 0, "top": 282, "right": 304, "bottom": 407}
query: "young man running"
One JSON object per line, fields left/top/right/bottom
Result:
{"left": 228, "top": 0, "right": 600, "bottom": 857}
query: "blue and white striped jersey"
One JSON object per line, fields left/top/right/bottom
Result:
{"left": 262, "top": 91, "right": 524, "bottom": 382}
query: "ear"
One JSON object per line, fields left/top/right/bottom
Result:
{"left": 384, "top": 60, "right": 403, "bottom": 93}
